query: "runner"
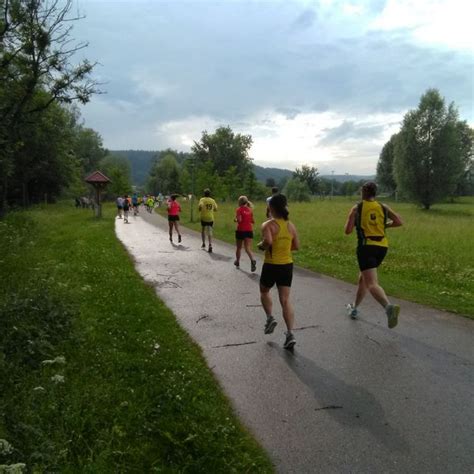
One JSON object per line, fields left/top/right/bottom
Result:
{"left": 198, "top": 189, "right": 218, "bottom": 253}
{"left": 258, "top": 194, "right": 300, "bottom": 350}
{"left": 234, "top": 196, "right": 257, "bottom": 272}
{"left": 344, "top": 181, "right": 403, "bottom": 328}
{"left": 132, "top": 193, "right": 139, "bottom": 216}
{"left": 116, "top": 195, "right": 124, "bottom": 219}
{"left": 146, "top": 196, "right": 154, "bottom": 213}
{"left": 167, "top": 194, "right": 182, "bottom": 243}
{"left": 123, "top": 195, "right": 130, "bottom": 223}
{"left": 266, "top": 186, "right": 279, "bottom": 218}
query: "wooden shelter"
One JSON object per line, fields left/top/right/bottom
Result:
{"left": 85, "top": 171, "right": 111, "bottom": 218}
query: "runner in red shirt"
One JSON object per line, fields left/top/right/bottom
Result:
{"left": 167, "top": 194, "right": 182, "bottom": 243}
{"left": 234, "top": 195, "right": 257, "bottom": 272}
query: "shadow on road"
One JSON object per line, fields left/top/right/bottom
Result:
{"left": 170, "top": 242, "right": 191, "bottom": 251}
{"left": 207, "top": 251, "right": 233, "bottom": 262}
{"left": 268, "top": 342, "right": 410, "bottom": 453}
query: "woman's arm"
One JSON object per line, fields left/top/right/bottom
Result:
{"left": 344, "top": 206, "right": 357, "bottom": 234}
{"left": 290, "top": 222, "right": 300, "bottom": 251}
{"left": 385, "top": 206, "right": 403, "bottom": 228}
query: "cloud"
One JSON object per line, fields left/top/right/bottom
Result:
{"left": 75, "top": 0, "right": 473, "bottom": 174}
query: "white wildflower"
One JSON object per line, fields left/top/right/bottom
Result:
{"left": 50, "top": 375, "right": 65, "bottom": 384}
{"left": 0, "top": 463, "right": 27, "bottom": 473}
{"left": 42, "top": 356, "right": 66, "bottom": 366}
{"left": 33, "top": 386, "right": 46, "bottom": 393}
{"left": 0, "top": 439, "right": 13, "bottom": 455}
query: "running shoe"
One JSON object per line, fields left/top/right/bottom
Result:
{"left": 234, "top": 260, "right": 240, "bottom": 268}
{"left": 251, "top": 260, "right": 257, "bottom": 272}
{"left": 208, "top": 245, "right": 213, "bottom": 253}
{"left": 283, "top": 332, "right": 296, "bottom": 350}
{"left": 178, "top": 235, "right": 182, "bottom": 243}
{"left": 169, "top": 237, "right": 172, "bottom": 242}
{"left": 386, "top": 304, "right": 400, "bottom": 329}
{"left": 346, "top": 303, "right": 358, "bottom": 319}
{"left": 264, "top": 316, "right": 277, "bottom": 334}
{"left": 201, "top": 243, "right": 205, "bottom": 249}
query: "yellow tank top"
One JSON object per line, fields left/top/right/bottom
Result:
{"left": 264, "top": 218, "right": 293, "bottom": 264}
{"left": 356, "top": 200, "right": 388, "bottom": 247}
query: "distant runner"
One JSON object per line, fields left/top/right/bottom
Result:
{"left": 132, "top": 193, "right": 139, "bottom": 216}
{"left": 146, "top": 196, "right": 154, "bottom": 213}
{"left": 344, "top": 181, "right": 403, "bottom": 328}
{"left": 123, "top": 195, "right": 130, "bottom": 223}
{"left": 258, "top": 194, "right": 300, "bottom": 350}
{"left": 234, "top": 196, "right": 257, "bottom": 272}
{"left": 116, "top": 195, "right": 124, "bottom": 219}
{"left": 167, "top": 194, "right": 182, "bottom": 243}
{"left": 198, "top": 189, "right": 218, "bottom": 253}
{"left": 266, "top": 186, "right": 279, "bottom": 218}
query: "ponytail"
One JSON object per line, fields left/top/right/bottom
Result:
{"left": 269, "top": 194, "right": 289, "bottom": 220}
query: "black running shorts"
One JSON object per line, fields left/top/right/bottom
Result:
{"left": 357, "top": 245, "right": 388, "bottom": 271}
{"left": 201, "top": 220, "right": 213, "bottom": 227}
{"left": 168, "top": 215, "right": 180, "bottom": 222}
{"left": 235, "top": 230, "right": 253, "bottom": 240}
{"left": 260, "top": 263, "right": 293, "bottom": 288}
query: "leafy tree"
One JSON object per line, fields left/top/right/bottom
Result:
{"left": 0, "top": 0, "right": 98, "bottom": 213}
{"left": 394, "top": 89, "right": 468, "bottom": 209}
{"left": 74, "top": 127, "right": 107, "bottom": 173}
{"left": 99, "top": 154, "right": 132, "bottom": 198}
{"left": 265, "top": 178, "right": 276, "bottom": 188}
{"left": 284, "top": 178, "right": 310, "bottom": 202}
{"left": 293, "top": 165, "right": 319, "bottom": 194}
{"left": 147, "top": 154, "right": 181, "bottom": 195}
{"left": 376, "top": 134, "right": 398, "bottom": 194}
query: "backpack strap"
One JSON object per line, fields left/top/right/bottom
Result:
{"left": 355, "top": 201, "right": 366, "bottom": 246}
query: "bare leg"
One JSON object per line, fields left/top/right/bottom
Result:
{"left": 201, "top": 227, "right": 205, "bottom": 246}
{"left": 260, "top": 284, "right": 273, "bottom": 318}
{"left": 244, "top": 238, "right": 255, "bottom": 263}
{"left": 354, "top": 272, "right": 368, "bottom": 307}
{"left": 174, "top": 221, "right": 181, "bottom": 237}
{"left": 235, "top": 239, "right": 243, "bottom": 263}
{"left": 168, "top": 222, "right": 173, "bottom": 240}
{"left": 277, "top": 286, "right": 295, "bottom": 331}
{"left": 361, "top": 268, "right": 389, "bottom": 308}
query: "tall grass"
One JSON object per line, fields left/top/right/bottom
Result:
{"left": 160, "top": 196, "right": 474, "bottom": 317}
{"left": 0, "top": 204, "right": 273, "bottom": 472}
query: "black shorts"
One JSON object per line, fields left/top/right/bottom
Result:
{"left": 235, "top": 230, "right": 253, "bottom": 240}
{"left": 357, "top": 245, "right": 388, "bottom": 272}
{"left": 201, "top": 221, "right": 213, "bottom": 227}
{"left": 260, "top": 263, "right": 293, "bottom": 288}
{"left": 168, "top": 215, "right": 180, "bottom": 222}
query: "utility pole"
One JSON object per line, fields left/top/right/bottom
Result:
{"left": 190, "top": 156, "right": 196, "bottom": 222}
{"left": 331, "top": 170, "right": 334, "bottom": 199}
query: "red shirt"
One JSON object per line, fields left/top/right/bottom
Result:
{"left": 168, "top": 200, "right": 181, "bottom": 216}
{"left": 236, "top": 206, "right": 254, "bottom": 232}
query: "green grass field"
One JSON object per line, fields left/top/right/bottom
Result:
{"left": 158, "top": 196, "right": 474, "bottom": 318}
{"left": 0, "top": 204, "right": 273, "bottom": 472}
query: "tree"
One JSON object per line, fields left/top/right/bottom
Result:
{"left": 74, "top": 127, "right": 107, "bottom": 173}
{"left": 0, "top": 0, "right": 99, "bottom": 213}
{"left": 265, "top": 178, "right": 276, "bottom": 188}
{"left": 99, "top": 154, "right": 132, "bottom": 198}
{"left": 394, "top": 89, "right": 468, "bottom": 209}
{"left": 284, "top": 178, "right": 310, "bottom": 202}
{"left": 376, "top": 134, "right": 398, "bottom": 194}
{"left": 293, "top": 165, "right": 319, "bottom": 194}
{"left": 147, "top": 154, "right": 181, "bottom": 195}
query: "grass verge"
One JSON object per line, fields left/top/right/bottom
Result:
{"left": 0, "top": 204, "right": 273, "bottom": 472}
{"left": 157, "top": 196, "right": 474, "bottom": 318}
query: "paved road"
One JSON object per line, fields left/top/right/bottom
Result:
{"left": 116, "top": 211, "right": 473, "bottom": 473}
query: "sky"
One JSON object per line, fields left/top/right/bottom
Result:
{"left": 73, "top": 0, "right": 474, "bottom": 174}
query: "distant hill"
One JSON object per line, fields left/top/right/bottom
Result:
{"left": 110, "top": 150, "right": 373, "bottom": 186}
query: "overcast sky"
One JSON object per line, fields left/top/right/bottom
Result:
{"left": 74, "top": 0, "right": 474, "bottom": 174}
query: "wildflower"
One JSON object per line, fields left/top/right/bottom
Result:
{"left": 42, "top": 356, "right": 66, "bottom": 366}
{"left": 0, "top": 439, "right": 13, "bottom": 455}
{"left": 33, "top": 386, "right": 46, "bottom": 393}
{"left": 0, "top": 463, "right": 27, "bottom": 473}
{"left": 51, "top": 375, "right": 65, "bottom": 384}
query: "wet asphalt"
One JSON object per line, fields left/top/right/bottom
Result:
{"left": 115, "top": 210, "right": 474, "bottom": 474}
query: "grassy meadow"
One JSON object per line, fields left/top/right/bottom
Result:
{"left": 0, "top": 204, "right": 272, "bottom": 472}
{"left": 159, "top": 196, "right": 474, "bottom": 318}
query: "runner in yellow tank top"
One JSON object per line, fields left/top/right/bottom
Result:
{"left": 344, "top": 182, "right": 403, "bottom": 328}
{"left": 258, "top": 194, "right": 300, "bottom": 350}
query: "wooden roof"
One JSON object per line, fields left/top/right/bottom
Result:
{"left": 85, "top": 170, "right": 111, "bottom": 184}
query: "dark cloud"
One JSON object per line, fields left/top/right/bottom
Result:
{"left": 318, "top": 120, "right": 386, "bottom": 146}
{"left": 292, "top": 8, "right": 317, "bottom": 30}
